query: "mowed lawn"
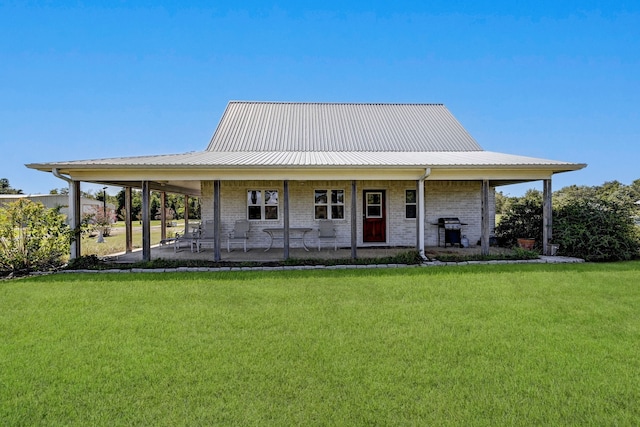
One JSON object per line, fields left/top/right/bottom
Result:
{"left": 1, "top": 263, "right": 639, "bottom": 426}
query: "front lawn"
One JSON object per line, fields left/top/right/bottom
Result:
{"left": 81, "top": 221, "right": 170, "bottom": 257}
{"left": 1, "top": 262, "right": 639, "bottom": 425}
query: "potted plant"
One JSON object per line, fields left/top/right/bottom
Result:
{"left": 517, "top": 238, "right": 536, "bottom": 250}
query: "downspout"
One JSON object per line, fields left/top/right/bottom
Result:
{"left": 52, "top": 168, "right": 80, "bottom": 259}
{"left": 52, "top": 168, "right": 71, "bottom": 184}
{"left": 418, "top": 168, "right": 431, "bottom": 261}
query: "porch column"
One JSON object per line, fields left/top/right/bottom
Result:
{"left": 481, "top": 179, "right": 490, "bottom": 256}
{"left": 543, "top": 178, "right": 553, "bottom": 255}
{"left": 351, "top": 180, "right": 357, "bottom": 259}
{"left": 184, "top": 195, "right": 189, "bottom": 233}
{"left": 283, "top": 180, "right": 290, "bottom": 260}
{"left": 213, "top": 180, "right": 221, "bottom": 262}
{"left": 69, "top": 180, "right": 81, "bottom": 259}
{"left": 160, "top": 191, "right": 167, "bottom": 242}
{"left": 141, "top": 181, "right": 151, "bottom": 262}
{"left": 417, "top": 178, "right": 425, "bottom": 258}
{"left": 125, "top": 187, "right": 133, "bottom": 253}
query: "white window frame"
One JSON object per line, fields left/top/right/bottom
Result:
{"left": 314, "top": 189, "right": 345, "bottom": 220}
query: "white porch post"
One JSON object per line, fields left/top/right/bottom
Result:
{"left": 417, "top": 168, "right": 430, "bottom": 260}
{"left": 52, "top": 169, "right": 81, "bottom": 259}
{"left": 543, "top": 178, "right": 553, "bottom": 255}
{"left": 141, "top": 181, "right": 151, "bottom": 262}
{"left": 481, "top": 179, "right": 490, "bottom": 256}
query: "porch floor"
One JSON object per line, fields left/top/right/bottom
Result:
{"left": 105, "top": 244, "right": 516, "bottom": 263}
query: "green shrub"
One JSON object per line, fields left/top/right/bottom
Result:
{"left": 495, "top": 196, "right": 543, "bottom": 250}
{"left": 554, "top": 198, "right": 640, "bottom": 262}
{"left": 65, "top": 254, "right": 103, "bottom": 270}
{"left": 0, "top": 199, "right": 71, "bottom": 273}
{"left": 434, "top": 248, "right": 539, "bottom": 263}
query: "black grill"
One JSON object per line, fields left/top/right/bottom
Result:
{"left": 436, "top": 217, "right": 464, "bottom": 247}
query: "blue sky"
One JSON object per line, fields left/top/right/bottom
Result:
{"left": 1, "top": 0, "right": 639, "bottom": 196}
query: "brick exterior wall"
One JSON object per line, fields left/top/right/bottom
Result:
{"left": 200, "top": 180, "right": 495, "bottom": 250}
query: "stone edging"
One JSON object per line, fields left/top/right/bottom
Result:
{"left": 55, "top": 256, "right": 585, "bottom": 274}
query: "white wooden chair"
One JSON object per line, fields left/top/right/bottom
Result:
{"left": 317, "top": 220, "right": 337, "bottom": 251}
{"left": 227, "top": 220, "right": 250, "bottom": 252}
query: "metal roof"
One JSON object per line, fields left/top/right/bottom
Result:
{"left": 27, "top": 150, "right": 583, "bottom": 170}
{"left": 25, "top": 101, "right": 586, "bottom": 178}
{"left": 207, "top": 102, "right": 483, "bottom": 152}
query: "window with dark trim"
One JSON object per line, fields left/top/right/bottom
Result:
{"left": 314, "top": 189, "right": 345, "bottom": 219}
{"left": 405, "top": 189, "right": 417, "bottom": 219}
{"left": 247, "top": 190, "right": 279, "bottom": 220}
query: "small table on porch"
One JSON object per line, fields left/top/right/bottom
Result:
{"left": 263, "top": 228, "right": 313, "bottom": 252}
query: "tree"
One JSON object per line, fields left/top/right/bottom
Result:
{"left": 49, "top": 187, "right": 69, "bottom": 195}
{"left": 553, "top": 185, "right": 597, "bottom": 208}
{"left": 495, "top": 192, "right": 544, "bottom": 250}
{"left": 115, "top": 189, "right": 201, "bottom": 221}
{"left": 554, "top": 198, "right": 640, "bottom": 261}
{"left": 116, "top": 189, "right": 142, "bottom": 221}
{"left": 0, "top": 178, "right": 23, "bottom": 195}
{"left": 496, "top": 180, "right": 640, "bottom": 261}
{"left": 0, "top": 199, "right": 71, "bottom": 274}
{"left": 495, "top": 191, "right": 513, "bottom": 215}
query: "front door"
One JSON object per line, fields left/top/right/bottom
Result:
{"left": 363, "top": 190, "right": 386, "bottom": 243}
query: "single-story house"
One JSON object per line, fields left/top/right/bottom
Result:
{"left": 26, "top": 101, "right": 586, "bottom": 261}
{"left": 0, "top": 194, "right": 115, "bottom": 224}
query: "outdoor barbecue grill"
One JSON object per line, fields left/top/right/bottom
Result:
{"left": 435, "top": 217, "right": 466, "bottom": 247}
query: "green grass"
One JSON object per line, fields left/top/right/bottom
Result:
{"left": 1, "top": 262, "right": 639, "bottom": 425}
{"left": 81, "top": 221, "right": 174, "bottom": 257}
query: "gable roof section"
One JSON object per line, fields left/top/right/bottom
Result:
{"left": 25, "top": 101, "right": 586, "bottom": 191}
{"left": 207, "top": 102, "right": 483, "bottom": 152}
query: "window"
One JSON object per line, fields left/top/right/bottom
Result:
{"left": 366, "top": 192, "right": 383, "bottom": 218}
{"left": 405, "top": 189, "right": 417, "bottom": 219}
{"left": 314, "top": 189, "right": 344, "bottom": 219}
{"left": 247, "top": 190, "right": 278, "bottom": 220}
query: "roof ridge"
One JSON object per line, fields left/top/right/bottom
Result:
{"left": 227, "top": 100, "right": 445, "bottom": 106}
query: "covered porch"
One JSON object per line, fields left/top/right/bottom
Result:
{"left": 103, "top": 242, "right": 518, "bottom": 264}
{"left": 35, "top": 173, "right": 562, "bottom": 263}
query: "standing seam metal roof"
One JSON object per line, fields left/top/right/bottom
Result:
{"left": 207, "top": 102, "right": 483, "bottom": 152}
{"left": 28, "top": 151, "right": 582, "bottom": 168}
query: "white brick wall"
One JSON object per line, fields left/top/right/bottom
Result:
{"left": 424, "top": 181, "right": 496, "bottom": 247}
{"left": 200, "top": 179, "right": 495, "bottom": 249}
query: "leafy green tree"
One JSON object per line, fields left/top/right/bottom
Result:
{"left": 495, "top": 193, "right": 544, "bottom": 250}
{"left": 630, "top": 178, "right": 640, "bottom": 200}
{"left": 49, "top": 187, "right": 95, "bottom": 198}
{"left": 554, "top": 198, "right": 639, "bottom": 261}
{"left": 116, "top": 189, "right": 142, "bottom": 221}
{"left": 0, "top": 178, "right": 23, "bottom": 195}
{"left": 496, "top": 180, "right": 640, "bottom": 260}
{"left": 495, "top": 191, "right": 513, "bottom": 215}
{"left": 115, "top": 188, "right": 201, "bottom": 221}
{"left": 553, "top": 185, "right": 598, "bottom": 208}
{"left": 0, "top": 199, "right": 71, "bottom": 274}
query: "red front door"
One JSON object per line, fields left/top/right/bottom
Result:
{"left": 363, "top": 190, "right": 386, "bottom": 243}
